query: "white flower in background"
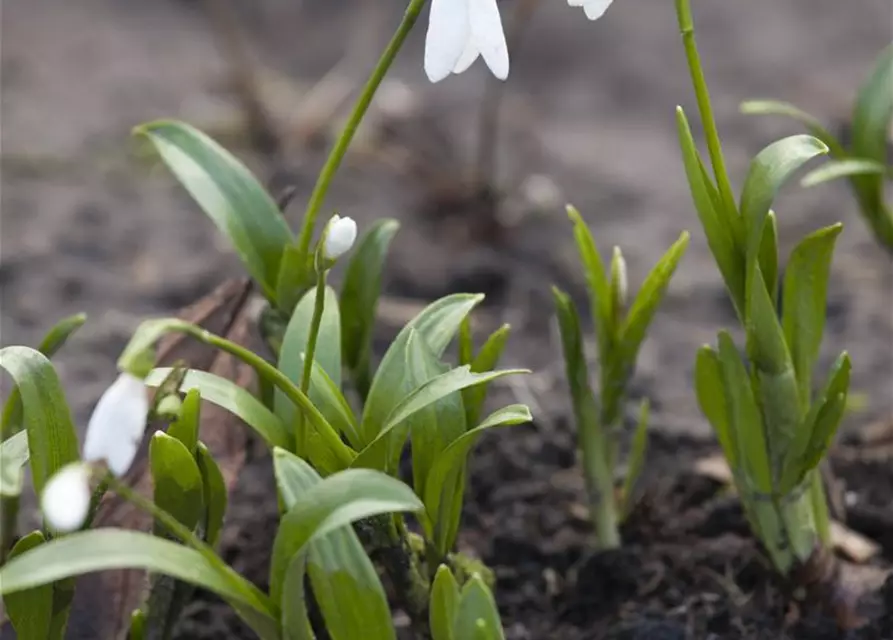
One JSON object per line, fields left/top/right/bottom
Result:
{"left": 83, "top": 372, "right": 149, "bottom": 477}
{"left": 424, "top": 0, "right": 509, "bottom": 83}
{"left": 567, "top": 0, "right": 613, "bottom": 21}
{"left": 41, "top": 463, "right": 91, "bottom": 532}
{"left": 324, "top": 214, "right": 358, "bottom": 260}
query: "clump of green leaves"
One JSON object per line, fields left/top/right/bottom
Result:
{"left": 553, "top": 206, "right": 689, "bottom": 549}
{"left": 742, "top": 44, "right": 893, "bottom": 251}
{"left": 675, "top": 0, "right": 850, "bottom": 576}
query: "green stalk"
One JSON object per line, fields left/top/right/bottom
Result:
{"left": 675, "top": 0, "right": 738, "bottom": 216}
{"left": 297, "top": 268, "right": 327, "bottom": 453}
{"left": 580, "top": 407, "right": 621, "bottom": 550}
{"left": 293, "top": 0, "right": 428, "bottom": 267}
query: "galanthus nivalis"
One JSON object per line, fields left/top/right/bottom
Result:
{"left": 82, "top": 372, "right": 149, "bottom": 477}
{"left": 41, "top": 463, "right": 91, "bottom": 532}
{"left": 324, "top": 214, "right": 358, "bottom": 260}
{"left": 424, "top": 0, "right": 509, "bottom": 83}
{"left": 567, "top": 0, "right": 613, "bottom": 21}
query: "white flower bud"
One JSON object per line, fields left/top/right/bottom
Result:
{"left": 567, "top": 0, "right": 613, "bottom": 21}
{"left": 610, "top": 246, "right": 628, "bottom": 310}
{"left": 83, "top": 372, "right": 149, "bottom": 477}
{"left": 324, "top": 215, "right": 357, "bottom": 260}
{"left": 41, "top": 463, "right": 91, "bottom": 533}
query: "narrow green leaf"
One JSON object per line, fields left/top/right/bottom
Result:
{"left": 740, "top": 100, "right": 842, "bottom": 152}
{"left": 280, "top": 553, "right": 314, "bottom": 640}
{"left": 694, "top": 346, "right": 737, "bottom": 469}
{"left": 5, "top": 531, "right": 53, "bottom": 640}
{"left": 567, "top": 205, "right": 612, "bottom": 353}
{"left": 167, "top": 387, "right": 201, "bottom": 455}
{"left": 852, "top": 44, "right": 893, "bottom": 165}
{"left": 458, "top": 317, "right": 474, "bottom": 368}
{"left": 759, "top": 212, "right": 779, "bottom": 305}
{"left": 0, "top": 347, "right": 79, "bottom": 496}
{"left": 273, "top": 449, "right": 396, "bottom": 640}
{"left": 430, "top": 565, "right": 460, "bottom": 640}
{"left": 276, "top": 286, "right": 342, "bottom": 429}
{"left": 462, "top": 324, "right": 511, "bottom": 428}
{"left": 196, "top": 443, "right": 227, "bottom": 547}
{"left": 146, "top": 368, "right": 292, "bottom": 451}
{"left": 801, "top": 158, "right": 887, "bottom": 187}
{"left": 739, "top": 135, "right": 828, "bottom": 270}
{"left": 269, "top": 463, "right": 423, "bottom": 602}
{"left": 620, "top": 399, "right": 649, "bottom": 521}
{"left": 149, "top": 432, "right": 204, "bottom": 534}
{"left": 1, "top": 430, "right": 29, "bottom": 497}
{"left": 781, "top": 224, "right": 843, "bottom": 404}
{"left": 135, "top": 120, "right": 293, "bottom": 300}
{"left": 455, "top": 574, "right": 504, "bottom": 640}
{"left": 552, "top": 288, "right": 597, "bottom": 427}
{"left": 745, "top": 264, "right": 793, "bottom": 376}
{"left": 340, "top": 219, "right": 400, "bottom": 399}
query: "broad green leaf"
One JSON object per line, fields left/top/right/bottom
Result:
{"left": 0, "top": 347, "right": 79, "bottom": 496}
{"left": 782, "top": 224, "right": 843, "bottom": 404}
{"left": 423, "top": 405, "right": 531, "bottom": 555}
{"left": 273, "top": 449, "right": 395, "bottom": 640}
{"left": 276, "top": 286, "right": 342, "bottom": 429}
{"left": 340, "top": 219, "right": 400, "bottom": 400}
{"left": 852, "top": 44, "right": 893, "bottom": 165}
{"left": 620, "top": 399, "right": 649, "bottom": 521}
{"left": 353, "top": 364, "right": 529, "bottom": 472}
{"left": 740, "top": 100, "right": 842, "bottom": 153}
{"left": 1, "top": 430, "right": 29, "bottom": 497}
{"left": 694, "top": 346, "right": 737, "bottom": 469}
{"left": 745, "top": 265, "right": 792, "bottom": 376}
{"left": 5, "top": 531, "right": 53, "bottom": 640}
{"left": 269, "top": 463, "right": 423, "bottom": 602}
{"left": 167, "top": 387, "right": 201, "bottom": 455}
{"left": 567, "top": 205, "right": 612, "bottom": 353}
{"left": 455, "top": 574, "right": 504, "bottom": 640}
{"left": 301, "top": 356, "right": 362, "bottom": 449}
{"left": 801, "top": 158, "right": 887, "bottom": 187}
{"left": 759, "top": 212, "right": 779, "bottom": 305}
{"left": 196, "top": 443, "right": 227, "bottom": 547}
{"left": 135, "top": 120, "right": 293, "bottom": 300}
{"left": 149, "top": 432, "right": 204, "bottom": 534}
{"left": 675, "top": 107, "right": 744, "bottom": 314}
{"left": 430, "top": 564, "right": 460, "bottom": 640}
{"left": 0, "top": 529, "right": 278, "bottom": 634}
{"left": 462, "top": 324, "right": 511, "bottom": 428}
{"left": 362, "top": 294, "right": 483, "bottom": 448}
{"left": 147, "top": 368, "right": 292, "bottom": 451}
{"left": 716, "top": 333, "right": 772, "bottom": 493}
{"left": 739, "top": 135, "right": 828, "bottom": 269}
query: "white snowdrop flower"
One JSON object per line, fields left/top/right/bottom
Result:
{"left": 324, "top": 214, "right": 358, "bottom": 260}
{"left": 424, "top": 0, "right": 509, "bottom": 83}
{"left": 83, "top": 372, "right": 149, "bottom": 477}
{"left": 41, "top": 463, "right": 91, "bottom": 533}
{"left": 567, "top": 0, "right": 613, "bottom": 21}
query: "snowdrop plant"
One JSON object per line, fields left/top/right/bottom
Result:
{"left": 741, "top": 44, "right": 893, "bottom": 252}
{"left": 674, "top": 0, "right": 850, "bottom": 578}
{"left": 554, "top": 207, "right": 689, "bottom": 548}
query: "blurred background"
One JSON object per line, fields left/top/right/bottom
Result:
{"left": 2, "top": 0, "right": 891, "bottom": 442}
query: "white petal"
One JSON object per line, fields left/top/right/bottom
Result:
{"left": 425, "top": 0, "right": 471, "bottom": 83}
{"left": 469, "top": 0, "right": 509, "bottom": 80}
{"left": 567, "top": 0, "right": 585, "bottom": 6}
{"left": 83, "top": 373, "right": 148, "bottom": 477}
{"left": 324, "top": 215, "right": 358, "bottom": 259}
{"left": 452, "top": 38, "right": 480, "bottom": 75}
{"left": 41, "top": 463, "right": 91, "bottom": 532}
{"left": 583, "top": 0, "right": 613, "bottom": 20}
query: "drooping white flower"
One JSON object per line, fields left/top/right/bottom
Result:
{"left": 83, "top": 372, "right": 149, "bottom": 477}
{"left": 424, "top": 0, "right": 509, "bottom": 83}
{"left": 41, "top": 463, "right": 91, "bottom": 532}
{"left": 324, "top": 214, "right": 358, "bottom": 260}
{"left": 567, "top": 0, "right": 613, "bottom": 21}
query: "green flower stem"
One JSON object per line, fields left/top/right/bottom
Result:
{"left": 298, "top": 268, "right": 328, "bottom": 453}
{"left": 293, "top": 0, "right": 428, "bottom": 266}
{"left": 675, "top": 0, "right": 738, "bottom": 216}
{"left": 580, "top": 420, "right": 621, "bottom": 550}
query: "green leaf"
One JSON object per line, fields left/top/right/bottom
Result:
{"left": 781, "top": 224, "right": 843, "bottom": 404}
{"left": 361, "top": 294, "right": 484, "bottom": 448}
{"left": 340, "top": 219, "right": 400, "bottom": 399}
{"left": 276, "top": 285, "right": 342, "bottom": 430}
{"left": 273, "top": 449, "right": 396, "bottom": 640}
{"left": 135, "top": 120, "right": 293, "bottom": 301}
{"left": 620, "top": 399, "right": 649, "bottom": 521}
{"left": 1, "top": 430, "right": 29, "bottom": 497}
{"left": 0, "top": 529, "right": 278, "bottom": 635}
{"left": 130, "top": 610, "right": 147, "bottom": 640}
{"left": 552, "top": 288, "right": 598, "bottom": 428}
{"left": 675, "top": 107, "right": 744, "bottom": 314}
{"left": 196, "top": 443, "right": 227, "bottom": 547}
{"left": 146, "top": 368, "right": 292, "bottom": 451}
{"left": 455, "top": 574, "right": 504, "bottom": 640}
{"left": 739, "top": 135, "right": 828, "bottom": 270}
{"left": 423, "top": 405, "right": 531, "bottom": 555}
{"left": 739, "top": 100, "right": 842, "bottom": 152}
{"left": 275, "top": 243, "right": 308, "bottom": 316}
{"left": 745, "top": 264, "right": 793, "bottom": 376}
{"left": 458, "top": 316, "right": 474, "bottom": 368}
{"left": 269, "top": 461, "right": 423, "bottom": 602}
{"left": 149, "top": 432, "right": 204, "bottom": 534}
{"left": 167, "top": 387, "right": 201, "bottom": 455}
{"left": 694, "top": 346, "right": 737, "bottom": 469}
{"left": 801, "top": 158, "right": 887, "bottom": 187}
{"left": 852, "top": 44, "right": 893, "bottom": 165}
{"left": 301, "top": 356, "right": 362, "bottom": 449}
{"left": 430, "top": 565, "right": 460, "bottom": 640}
{"left": 463, "top": 324, "right": 511, "bottom": 429}
{"left": 759, "top": 212, "right": 779, "bottom": 305}
{"left": 5, "top": 531, "right": 53, "bottom": 640}
{"left": 0, "top": 347, "right": 79, "bottom": 496}
{"left": 567, "top": 205, "right": 612, "bottom": 353}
